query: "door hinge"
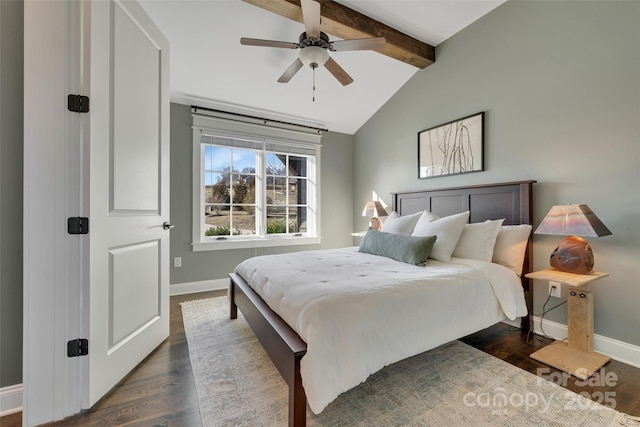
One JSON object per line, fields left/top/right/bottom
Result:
{"left": 68, "top": 217, "right": 89, "bottom": 234}
{"left": 67, "top": 338, "right": 89, "bottom": 357}
{"left": 67, "top": 94, "right": 90, "bottom": 113}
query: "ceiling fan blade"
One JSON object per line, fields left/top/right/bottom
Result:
{"left": 301, "top": 0, "right": 321, "bottom": 39}
{"left": 278, "top": 58, "right": 304, "bottom": 83}
{"left": 331, "top": 37, "right": 386, "bottom": 52}
{"left": 240, "top": 37, "right": 299, "bottom": 49}
{"left": 324, "top": 57, "right": 353, "bottom": 86}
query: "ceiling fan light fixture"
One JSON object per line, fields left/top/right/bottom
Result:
{"left": 299, "top": 46, "right": 329, "bottom": 67}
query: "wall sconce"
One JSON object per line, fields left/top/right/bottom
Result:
{"left": 534, "top": 204, "right": 611, "bottom": 274}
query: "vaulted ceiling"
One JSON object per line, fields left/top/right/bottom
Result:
{"left": 139, "top": 0, "right": 505, "bottom": 134}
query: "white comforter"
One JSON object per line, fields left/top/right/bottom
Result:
{"left": 234, "top": 247, "right": 527, "bottom": 414}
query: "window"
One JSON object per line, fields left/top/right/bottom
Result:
{"left": 265, "top": 151, "right": 309, "bottom": 235}
{"left": 192, "top": 113, "right": 321, "bottom": 251}
{"left": 203, "top": 143, "right": 257, "bottom": 237}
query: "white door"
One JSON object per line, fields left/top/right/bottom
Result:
{"left": 23, "top": 1, "right": 169, "bottom": 423}
{"left": 85, "top": 0, "right": 170, "bottom": 407}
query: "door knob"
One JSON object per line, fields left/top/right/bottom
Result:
{"left": 163, "top": 222, "right": 175, "bottom": 230}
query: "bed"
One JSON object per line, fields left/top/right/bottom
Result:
{"left": 229, "top": 180, "right": 535, "bottom": 426}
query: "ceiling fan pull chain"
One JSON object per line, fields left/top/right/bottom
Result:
{"left": 312, "top": 64, "right": 316, "bottom": 102}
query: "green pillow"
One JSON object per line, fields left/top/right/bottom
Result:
{"left": 358, "top": 229, "right": 437, "bottom": 265}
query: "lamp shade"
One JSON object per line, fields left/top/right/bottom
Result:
{"left": 361, "top": 201, "right": 388, "bottom": 218}
{"left": 535, "top": 204, "right": 611, "bottom": 274}
{"left": 534, "top": 204, "right": 612, "bottom": 237}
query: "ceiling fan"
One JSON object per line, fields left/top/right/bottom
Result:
{"left": 240, "top": 0, "right": 386, "bottom": 87}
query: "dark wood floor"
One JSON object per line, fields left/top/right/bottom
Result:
{"left": 3, "top": 290, "right": 639, "bottom": 426}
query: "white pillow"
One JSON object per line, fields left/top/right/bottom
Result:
{"left": 381, "top": 211, "right": 423, "bottom": 236}
{"left": 412, "top": 211, "right": 470, "bottom": 262}
{"left": 492, "top": 224, "right": 533, "bottom": 275}
{"left": 452, "top": 219, "right": 505, "bottom": 262}
{"left": 415, "top": 209, "right": 439, "bottom": 224}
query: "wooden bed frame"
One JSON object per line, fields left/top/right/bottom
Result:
{"left": 229, "top": 180, "right": 535, "bottom": 427}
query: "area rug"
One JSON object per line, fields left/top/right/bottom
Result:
{"left": 182, "top": 296, "right": 639, "bottom": 426}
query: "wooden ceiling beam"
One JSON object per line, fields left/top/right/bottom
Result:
{"left": 241, "top": 0, "right": 435, "bottom": 69}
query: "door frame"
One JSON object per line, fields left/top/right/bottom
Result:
{"left": 23, "top": 1, "right": 89, "bottom": 424}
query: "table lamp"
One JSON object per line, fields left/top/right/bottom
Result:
{"left": 362, "top": 201, "right": 388, "bottom": 231}
{"left": 534, "top": 204, "right": 611, "bottom": 274}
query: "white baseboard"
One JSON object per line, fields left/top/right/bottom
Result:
{"left": 0, "top": 383, "right": 22, "bottom": 417}
{"left": 170, "top": 278, "right": 228, "bottom": 296}
{"left": 532, "top": 316, "right": 640, "bottom": 369}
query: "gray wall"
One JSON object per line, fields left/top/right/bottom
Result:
{"left": 0, "top": 0, "right": 23, "bottom": 388}
{"left": 169, "top": 103, "right": 354, "bottom": 285}
{"left": 353, "top": 1, "right": 640, "bottom": 347}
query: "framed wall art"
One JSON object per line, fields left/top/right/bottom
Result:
{"left": 418, "top": 112, "right": 484, "bottom": 179}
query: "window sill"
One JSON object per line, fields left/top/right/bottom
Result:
{"left": 191, "top": 236, "right": 322, "bottom": 252}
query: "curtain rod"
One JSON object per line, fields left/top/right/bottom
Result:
{"left": 191, "top": 105, "right": 327, "bottom": 133}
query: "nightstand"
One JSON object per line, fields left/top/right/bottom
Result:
{"left": 525, "top": 268, "right": 610, "bottom": 380}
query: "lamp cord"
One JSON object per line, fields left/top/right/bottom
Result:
{"left": 528, "top": 292, "right": 567, "bottom": 344}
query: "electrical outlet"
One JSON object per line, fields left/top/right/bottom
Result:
{"left": 174, "top": 257, "right": 182, "bottom": 268}
{"left": 548, "top": 281, "right": 561, "bottom": 298}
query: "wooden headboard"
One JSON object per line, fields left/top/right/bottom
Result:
{"left": 392, "top": 180, "right": 536, "bottom": 334}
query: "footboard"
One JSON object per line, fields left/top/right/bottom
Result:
{"left": 229, "top": 273, "right": 308, "bottom": 427}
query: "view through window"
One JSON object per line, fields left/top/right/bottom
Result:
{"left": 203, "top": 143, "right": 310, "bottom": 238}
